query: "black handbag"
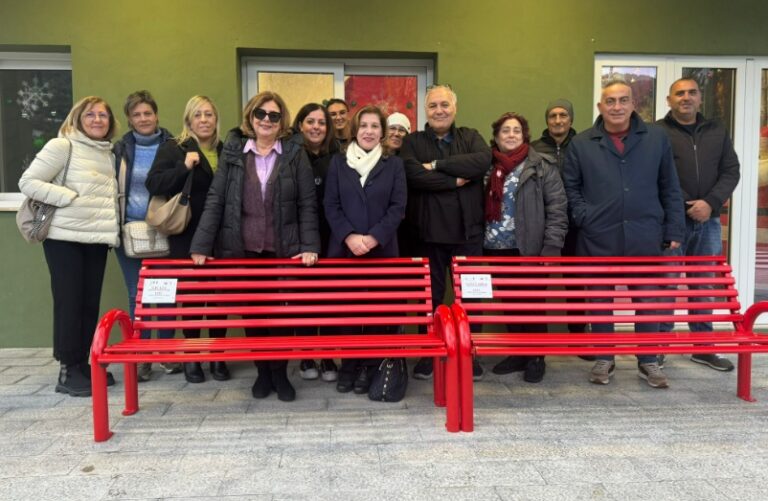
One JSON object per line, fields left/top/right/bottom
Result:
{"left": 368, "top": 358, "right": 408, "bottom": 402}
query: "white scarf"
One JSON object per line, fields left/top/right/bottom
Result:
{"left": 345, "top": 141, "right": 382, "bottom": 186}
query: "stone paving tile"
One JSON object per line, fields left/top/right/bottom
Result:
{"left": 75, "top": 451, "right": 183, "bottom": 475}
{"left": 241, "top": 428, "right": 332, "bottom": 448}
{"left": 248, "top": 397, "right": 329, "bottom": 412}
{"left": 42, "top": 432, "right": 154, "bottom": 455}
{"left": 137, "top": 388, "right": 220, "bottom": 404}
{"left": 327, "top": 395, "right": 407, "bottom": 410}
{"left": 285, "top": 409, "right": 371, "bottom": 428}
{"left": 0, "top": 435, "right": 54, "bottom": 456}
{"left": 176, "top": 450, "right": 281, "bottom": 475}
{"left": 166, "top": 401, "right": 250, "bottom": 419}
{"left": 111, "top": 415, "right": 204, "bottom": 433}
{"left": 710, "top": 478, "right": 768, "bottom": 499}
{"left": 496, "top": 483, "right": 613, "bottom": 501}
{"left": 0, "top": 453, "right": 79, "bottom": 478}
{"left": 274, "top": 487, "right": 504, "bottom": 501}
{"left": 219, "top": 466, "right": 332, "bottom": 496}
{"left": 198, "top": 414, "right": 288, "bottom": 434}
{"left": 0, "top": 348, "right": 49, "bottom": 358}
{"left": 0, "top": 474, "right": 114, "bottom": 501}
{"left": 0, "top": 393, "right": 66, "bottom": 409}
{"left": 330, "top": 425, "right": 423, "bottom": 446}
{"left": 0, "top": 371, "right": 26, "bottom": 385}
{"left": 533, "top": 457, "right": 651, "bottom": 485}
{"left": 21, "top": 417, "right": 95, "bottom": 436}
{"left": 104, "top": 473, "right": 224, "bottom": 499}
{"left": 279, "top": 444, "right": 379, "bottom": 468}
{"left": 0, "top": 403, "right": 89, "bottom": 420}
{"left": 604, "top": 479, "right": 727, "bottom": 500}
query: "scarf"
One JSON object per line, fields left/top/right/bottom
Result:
{"left": 346, "top": 141, "right": 382, "bottom": 186}
{"left": 485, "top": 143, "right": 529, "bottom": 222}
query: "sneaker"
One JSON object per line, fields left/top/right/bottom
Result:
{"left": 161, "top": 362, "right": 182, "bottom": 375}
{"left": 638, "top": 362, "right": 669, "bottom": 388}
{"left": 690, "top": 354, "right": 734, "bottom": 372}
{"left": 657, "top": 354, "right": 666, "bottom": 369}
{"left": 491, "top": 356, "right": 528, "bottom": 375}
{"left": 523, "top": 357, "right": 545, "bottom": 383}
{"left": 413, "top": 357, "right": 433, "bottom": 380}
{"left": 137, "top": 363, "right": 152, "bottom": 382}
{"left": 472, "top": 359, "right": 484, "bottom": 381}
{"left": 590, "top": 360, "right": 616, "bottom": 385}
{"left": 319, "top": 359, "right": 338, "bottom": 382}
{"left": 299, "top": 359, "right": 319, "bottom": 380}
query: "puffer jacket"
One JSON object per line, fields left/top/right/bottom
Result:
{"left": 190, "top": 127, "right": 320, "bottom": 258}
{"left": 509, "top": 148, "right": 568, "bottom": 256}
{"left": 19, "top": 130, "right": 119, "bottom": 246}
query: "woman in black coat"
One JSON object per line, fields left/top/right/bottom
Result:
{"left": 324, "top": 105, "right": 407, "bottom": 394}
{"left": 145, "top": 95, "right": 228, "bottom": 384}
{"left": 190, "top": 91, "right": 320, "bottom": 402}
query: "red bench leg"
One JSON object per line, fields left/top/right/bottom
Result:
{"left": 91, "top": 362, "right": 113, "bottom": 442}
{"left": 451, "top": 304, "right": 474, "bottom": 432}
{"left": 737, "top": 353, "right": 756, "bottom": 402}
{"left": 433, "top": 356, "right": 446, "bottom": 407}
{"left": 123, "top": 362, "right": 139, "bottom": 416}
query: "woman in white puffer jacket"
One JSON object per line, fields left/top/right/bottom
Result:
{"left": 19, "top": 96, "right": 119, "bottom": 397}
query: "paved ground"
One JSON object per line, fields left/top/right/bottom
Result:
{"left": 2, "top": 348, "right": 768, "bottom": 500}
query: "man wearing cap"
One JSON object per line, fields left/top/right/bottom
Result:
{"left": 656, "top": 77, "right": 741, "bottom": 372}
{"left": 531, "top": 99, "right": 577, "bottom": 172}
{"left": 400, "top": 84, "right": 491, "bottom": 381}
{"left": 385, "top": 112, "right": 411, "bottom": 155}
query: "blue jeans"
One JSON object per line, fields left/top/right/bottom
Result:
{"left": 591, "top": 283, "right": 658, "bottom": 364}
{"left": 659, "top": 217, "right": 722, "bottom": 333}
{"left": 114, "top": 246, "right": 175, "bottom": 340}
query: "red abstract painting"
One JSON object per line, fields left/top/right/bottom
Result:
{"left": 345, "top": 75, "right": 418, "bottom": 130}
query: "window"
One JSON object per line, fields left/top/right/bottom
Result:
{"left": 241, "top": 56, "right": 434, "bottom": 131}
{"left": 0, "top": 52, "right": 72, "bottom": 210}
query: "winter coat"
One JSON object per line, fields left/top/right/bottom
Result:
{"left": 655, "top": 112, "right": 740, "bottom": 214}
{"left": 113, "top": 127, "right": 174, "bottom": 218}
{"left": 324, "top": 152, "right": 407, "bottom": 258}
{"left": 190, "top": 128, "right": 320, "bottom": 258}
{"left": 145, "top": 137, "right": 222, "bottom": 258}
{"left": 563, "top": 112, "right": 685, "bottom": 257}
{"left": 485, "top": 148, "right": 568, "bottom": 256}
{"left": 400, "top": 124, "right": 491, "bottom": 244}
{"left": 19, "top": 130, "right": 119, "bottom": 246}
{"left": 530, "top": 128, "right": 576, "bottom": 173}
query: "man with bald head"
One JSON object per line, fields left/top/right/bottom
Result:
{"left": 563, "top": 79, "right": 685, "bottom": 388}
{"left": 400, "top": 84, "right": 491, "bottom": 381}
{"left": 656, "top": 78, "right": 741, "bottom": 372}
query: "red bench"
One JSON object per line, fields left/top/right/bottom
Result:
{"left": 90, "top": 257, "right": 460, "bottom": 441}
{"left": 451, "top": 255, "right": 768, "bottom": 432}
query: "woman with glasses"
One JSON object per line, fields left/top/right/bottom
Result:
{"left": 324, "top": 105, "right": 407, "bottom": 395}
{"left": 146, "top": 95, "right": 227, "bottom": 384}
{"left": 483, "top": 112, "right": 568, "bottom": 384}
{"left": 19, "top": 96, "right": 120, "bottom": 397}
{"left": 190, "top": 91, "right": 320, "bottom": 402}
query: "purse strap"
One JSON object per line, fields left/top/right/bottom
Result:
{"left": 59, "top": 139, "right": 73, "bottom": 187}
{"left": 180, "top": 167, "right": 194, "bottom": 204}
{"left": 118, "top": 157, "right": 127, "bottom": 224}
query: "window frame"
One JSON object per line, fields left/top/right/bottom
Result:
{"left": 0, "top": 52, "right": 72, "bottom": 211}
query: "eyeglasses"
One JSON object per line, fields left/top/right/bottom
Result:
{"left": 83, "top": 112, "right": 110, "bottom": 121}
{"left": 253, "top": 108, "right": 282, "bottom": 123}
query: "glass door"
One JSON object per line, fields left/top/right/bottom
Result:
{"left": 751, "top": 62, "right": 768, "bottom": 302}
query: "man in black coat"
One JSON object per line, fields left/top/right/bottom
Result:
{"left": 656, "top": 77, "right": 741, "bottom": 372}
{"left": 400, "top": 84, "right": 491, "bottom": 380}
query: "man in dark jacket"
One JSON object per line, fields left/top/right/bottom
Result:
{"left": 530, "top": 98, "right": 591, "bottom": 343}
{"left": 531, "top": 98, "right": 577, "bottom": 173}
{"left": 656, "top": 77, "right": 741, "bottom": 372}
{"left": 400, "top": 84, "right": 491, "bottom": 380}
{"left": 563, "top": 79, "right": 685, "bottom": 389}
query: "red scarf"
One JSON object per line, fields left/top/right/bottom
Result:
{"left": 485, "top": 143, "right": 529, "bottom": 222}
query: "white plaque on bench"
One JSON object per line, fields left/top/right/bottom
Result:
{"left": 460, "top": 274, "right": 493, "bottom": 299}
{"left": 142, "top": 279, "right": 178, "bottom": 304}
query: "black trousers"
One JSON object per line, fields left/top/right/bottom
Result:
{"left": 425, "top": 239, "right": 483, "bottom": 307}
{"left": 43, "top": 239, "right": 108, "bottom": 366}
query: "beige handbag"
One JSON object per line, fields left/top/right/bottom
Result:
{"left": 145, "top": 169, "right": 193, "bottom": 235}
{"left": 118, "top": 158, "right": 170, "bottom": 258}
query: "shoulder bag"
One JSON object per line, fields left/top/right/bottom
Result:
{"left": 16, "top": 139, "right": 72, "bottom": 244}
{"left": 145, "top": 168, "right": 193, "bottom": 235}
{"left": 118, "top": 157, "right": 169, "bottom": 258}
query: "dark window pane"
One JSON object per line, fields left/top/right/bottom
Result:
{"left": 0, "top": 69, "right": 72, "bottom": 192}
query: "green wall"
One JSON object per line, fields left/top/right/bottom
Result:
{"left": 2, "top": 0, "right": 768, "bottom": 347}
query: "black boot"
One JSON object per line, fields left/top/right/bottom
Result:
{"left": 210, "top": 361, "right": 231, "bottom": 381}
{"left": 251, "top": 362, "right": 272, "bottom": 399}
{"left": 353, "top": 366, "right": 372, "bottom": 394}
{"left": 79, "top": 362, "right": 116, "bottom": 386}
{"left": 183, "top": 362, "right": 205, "bottom": 383}
{"left": 271, "top": 365, "right": 296, "bottom": 402}
{"left": 56, "top": 363, "right": 91, "bottom": 397}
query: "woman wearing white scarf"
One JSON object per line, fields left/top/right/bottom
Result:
{"left": 324, "top": 105, "right": 407, "bottom": 394}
